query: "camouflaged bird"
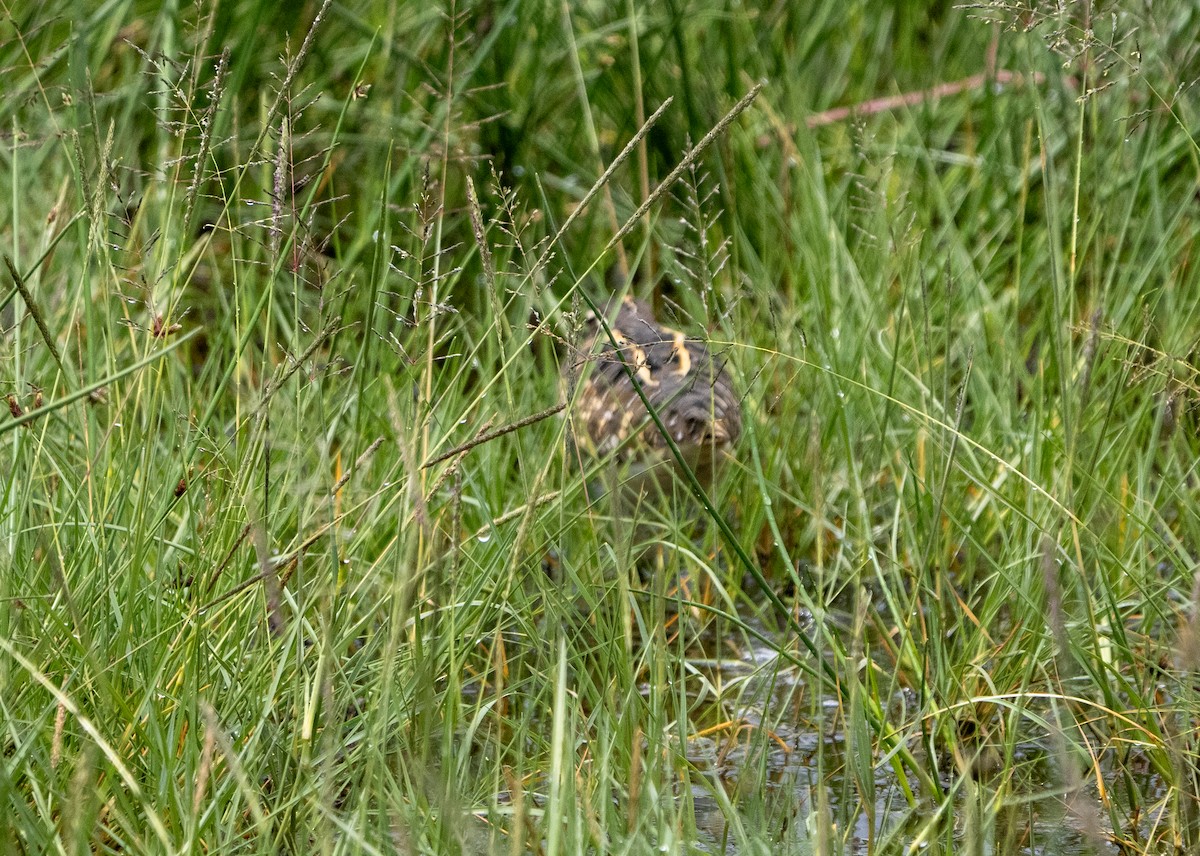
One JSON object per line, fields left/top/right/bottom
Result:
{"left": 566, "top": 296, "right": 741, "bottom": 492}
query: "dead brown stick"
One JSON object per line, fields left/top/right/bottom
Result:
{"left": 422, "top": 403, "right": 566, "bottom": 469}
{"left": 805, "top": 70, "right": 1045, "bottom": 129}
{"left": 333, "top": 436, "right": 384, "bottom": 494}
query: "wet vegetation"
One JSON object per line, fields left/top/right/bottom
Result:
{"left": 2, "top": 0, "right": 1200, "bottom": 853}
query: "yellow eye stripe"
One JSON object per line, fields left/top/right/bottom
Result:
{"left": 567, "top": 296, "right": 741, "bottom": 476}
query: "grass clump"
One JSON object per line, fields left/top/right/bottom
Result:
{"left": 2, "top": 0, "right": 1200, "bottom": 853}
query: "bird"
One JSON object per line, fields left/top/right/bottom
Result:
{"left": 565, "top": 295, "right": 741, "bottom": 496}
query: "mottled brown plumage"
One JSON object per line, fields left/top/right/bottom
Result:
{"left": 566, "top": 296, "right": 740, "bottom": 490}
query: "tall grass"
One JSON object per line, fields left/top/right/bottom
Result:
{"left": 2, "top": 0, "right": 1199, "bottom": 853}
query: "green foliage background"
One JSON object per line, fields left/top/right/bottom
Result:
{"left": 2, "top": 1, "right": 1199, "bottom": 853}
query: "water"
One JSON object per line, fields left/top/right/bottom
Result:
{"left": 677, "top": 620, "right": 1136, "bottom": 855}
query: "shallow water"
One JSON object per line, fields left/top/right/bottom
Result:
{"left": 675, "top": 618, "right": 1145, "bottom": 855}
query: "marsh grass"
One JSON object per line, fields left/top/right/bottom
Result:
{"left": 2, "top": 0, "right": 1200, "bottom": 853}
